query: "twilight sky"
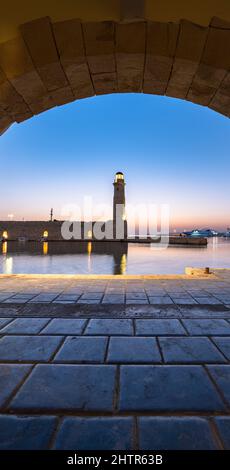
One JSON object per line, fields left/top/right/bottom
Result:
{"left": 0, "top": 93, "right": 229, "bottom": 231}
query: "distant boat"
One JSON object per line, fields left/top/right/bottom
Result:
{"left": 223, "top": 230, "right": 230, "bottom": 238}
{"left": 184, "top": 228, "right": 218, "bottom": 238}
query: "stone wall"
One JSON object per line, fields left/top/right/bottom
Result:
{"left": 0, "top": 221, "right": 128, "bottom": 241}
{"left": 0, "top": 11, "right": 230, "bottom": 136}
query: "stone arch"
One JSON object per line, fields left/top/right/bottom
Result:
{"left": 0, "top": 4, "right": 230, "bottom": 136}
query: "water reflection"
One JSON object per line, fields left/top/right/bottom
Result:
{"left": 0, "top": 241, "right": 128, "bottom": 275}
{"left": 43, "top": 241, "right": 49, "bottom": 255}
{"left": 2, "top": 241, "right": 7, "bottom": 255}
{"left": 0, "top": 239, "right": 230, "bottom": 275}
{"left": 87, "top": 242, "right": 92, "bottom": 271}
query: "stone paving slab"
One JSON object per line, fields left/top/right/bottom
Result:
{"left": 0, "top": 335, "right": 63, "bottom": 362}
{"left": 0, "top": 318, "right": 12, "bottom": 329}
{"left": 119, "top": 365, "right": 226, "bottom": 411}
{"left": 135, "top": 319, "right": 186, "bottom": 335}
{"left": 10, "top": 364, "right": 116, "bottom": 412}
{"left": 0, "top": 364, "right": 32, "bottom": 407}
{"left": 212, "top": 337, "right": 230, "bottom": 360}
{"left": 80, "top": 293, "right": 104, "bottom": 301}
{"left": 29, "top": 294, "right": 60, "bottom": 303}
{"left": 102, "top": 295, "right": 125, "bottom": 304}
{"left": 214, "top": 417, "right": 230, "bottom": 450}
{"left": 149, "top": 296, "right": 174, "bottom": 305}
{"left": 54, "top": 417, "right": 134, "bottom": 450}
{"left": 40, "top": 318, "right": 86, "bottom": 335}
{"left": 85, "top": 319, "right": 133, "bottom": 335}
{"left": 138, "top": 417, "right": 219, "bottom": 450}
{"left": 0, "top": 318, "right": 50, "bottom": 334}
{"left": 195, "top": 297, "right": 223, "bottom": 305}
{"left": 54, "top": 336, "right": 108, "bottom": 363}
{"left": 0, "top": 415, "right": 57, "bottom": 450}
{"left": 159, "top": 337, "right": 227, "bottom": 364}
{"left": 107, "top": 337, "right": 161, "bottom": 363}
{"left": 207, "top": 365, "right": 230, "bottom": 406}
{"left": 182, "top": 319, "right": 230, "bottom": 335}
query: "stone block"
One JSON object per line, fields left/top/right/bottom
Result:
{"left": 126, "top": 292, "right": 148, "bottom": 300}
{"left": 116, "top": 22, "right": 146, "bottom": 92}
{"left": 209, "top": 72, "right": 230, "bottom": 117}
{"left": 144, "top": 22, "right": 179, "bottom": 95}
{"left": 0, "top": 36, "right": 46, "bottom": 106}
{"left": 203, "top": 22, "right": 230, "bottom": 70}
{"left": 195, "top": 296, "right": 222, "bottom": 305}
{"left": 148, "top": 296, "right": 174, "bottom": 304}
{"left": 212, "top": 337, "right": 230, "bottom": 360}
{"left": 166, "top": 21, "right": 208, "bottom": 99}
{"left": 0, "top": 364, "right": 31, "bottom": 407}
{"left": 208, "top": 365, "right": 230, "bottom": 405}
{"left": 80, "top": 292, "right": 103, "bottom": 300}
{"left": 214, "top": 417, "right": 230, "bottom": 449}
{"left": 54, "top": 417, "right": 133, "bottom": 450}
{"left": 0, "top": 66, "right": 32, "bottom": 119}
{"left": 187, "top": 21, "right": 230, "bottom": 107}
{"left": 121, "top": 0, "right": 145, "bottom": 21}
{"left": 20, "top": 17, "right": 68, "bottom": 92}
{"left": 50, "top": 86, "right": 74, "bottom": 106}
{"left": 1, "top": 318, "right": 50, "bottom": 334}
{"left": 0, "top": 114, "right": 12, "bottom": 135}
{"left": 182, "top": 319, "right": 230, "bottom": 335}
{"left": 54, "top": 336, "right": 107, "bottom": 363}
{"left": 0, "top": 318, "right": 13, "bottom": 329}
{"left": 135, "top": 319, "right": 186, "bottom": 335}
{"left": 159, "top": 337, "right": 226, "bottom": 363}
{"left": 14, "top": 111, "right": 33, "bottom": 123}
{"left": 29, "top": 94, "right": 54, "bottom": 115}
{"left": 82, "top": 21, "right": 117, "bottom": 95}
{"left": 83, "top": 22, "right": 116, "bottom": 74}
{"left": 41, "top": 319, "right": 86, "bottom": 335}
{"left": 53, "top": 19, "right": 94, "bottom": 99}
{"left": 92, "top": 72, "right": 117, "bottom": 95}
{"left": 102, "top": 294, "right": 125, "bottom": 304}
{"left": 85, "top": 319, "right": 133, "bottom": 335}
{"left": 0, "top": 335, "right": 63, "bottom": 362}
{"left": 107, "top": 336, "right": 161, "bottom": 363}
{"left": 0, "top": 415, "right": 57, "bottom": 450}
{"left": 139, "top": 417, "right": 218, "bottom": 450}
{"left": 119, "top": 365, "right": 226, "bottom": 411}
{"left": 187, "top": 66, "right": 226, "bottom": 106}
{"left": 29, "top": 293, "right": 58, "bottom": 302}
{"left": 10, "top": 364, "right": 116, "bottom": 412}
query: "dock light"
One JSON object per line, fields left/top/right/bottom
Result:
{"left": 87, "top": 230, "right": 92, "bottom": 239}
{"left": 43, "top": 230, "right": 48, "bottom": 239}
{"left": 2, "top": 230, "right": 8, "bottom": 240}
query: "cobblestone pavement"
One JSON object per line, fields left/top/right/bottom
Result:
{"left": 0, "top": 273, "right": 230, "bottom": 450}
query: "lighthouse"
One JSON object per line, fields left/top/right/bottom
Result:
{"left": 113, "top": 172, "right": 127, "bottom": 239}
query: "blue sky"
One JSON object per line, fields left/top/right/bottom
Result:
{"left": 0, "top": 93, "right": 229, "bottom": 230}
